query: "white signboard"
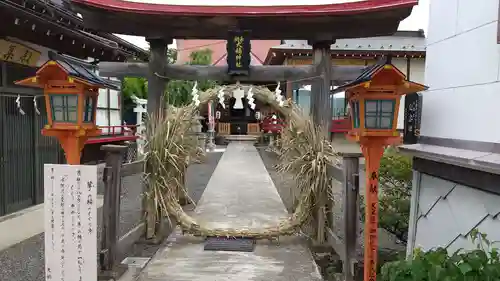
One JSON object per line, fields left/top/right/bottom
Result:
{"left": 44, "top": 164, "right": 98, "bottom": 281}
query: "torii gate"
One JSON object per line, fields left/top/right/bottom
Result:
{"left": 70, "top": 0, "right": 419, "bottom": 133}
{"left": 69, "top": 2, "right": 420, "bottom": 281}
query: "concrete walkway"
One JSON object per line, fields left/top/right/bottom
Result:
{"left": 137, "top": 142, "right": 323, "bottom": 281}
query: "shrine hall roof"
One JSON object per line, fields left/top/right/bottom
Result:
{"left": 265, "top": 30, "right": 426, "bottom": 65}
{"left": 70, "top": 0, "right": 418, "bottom": 40}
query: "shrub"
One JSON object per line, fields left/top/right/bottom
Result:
{"left": 381, "top": 229, "right": 500, "bottom": 281}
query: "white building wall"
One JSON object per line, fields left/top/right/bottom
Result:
{"left": 411, "top": 173, "right": 500, "bottom": 253}
{"left": 408, "top": 0, "right": 500, "bottom": 255}
{"left": 422, "top": 0, "right": 500, "bottom": 142}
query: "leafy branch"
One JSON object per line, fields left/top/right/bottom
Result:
{"left": 381, "top": 229, "right": 500, "bottom": 281}
{"left": 121, "top": 48, "right": 218, "bottom": 110}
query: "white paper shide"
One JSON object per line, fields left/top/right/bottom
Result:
{"left": 44, "top": 164, "right": 98, "bottom": 281}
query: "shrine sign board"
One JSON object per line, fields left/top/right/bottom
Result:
{"left": 403, "top": 93, "right": 423, "bottom": 144}
{"left": 44, "top": 164, "right": 98, "bottom": 281}
{"left": 227, "top": 30, "right": 251, "bottom": 76}
{"left": 0, "top": 39, "right": 41, "bottom": 67}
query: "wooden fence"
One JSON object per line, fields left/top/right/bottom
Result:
{"left": 326, "top": 155, "right": 361, "bottom": 281}
{"left": 99, "top": 145, "right": 145, "bottom": 279}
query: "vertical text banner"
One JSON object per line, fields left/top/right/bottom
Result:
{"left": 403, "top": 93, "right": 423, "bottom": 144}
{"left": 44, "top": 164, "right": 98, "bottom": 281}
{"left": 227, "top": 30, "right": 251, "bottom": 75}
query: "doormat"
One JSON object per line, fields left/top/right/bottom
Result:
{"left": 204, "top": 236, "right": 256, "bottom": 252}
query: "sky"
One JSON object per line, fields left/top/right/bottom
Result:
{"left": 115, "top": 0, "right": 429, "bottom": 51}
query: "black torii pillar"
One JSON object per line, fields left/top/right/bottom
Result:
{"left": 145, "top": 37, "right": 171, "bottom": 239}
{"left": 147, "top": 38, "right": 172, "bottom": 115}
{"left": 309, "top": 40, "right": 334, "bottom": 136}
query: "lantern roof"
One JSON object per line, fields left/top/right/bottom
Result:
{"left": 16, "top": 52, "right": 120, "bottom": 90}
{"left": 70, "top": 0, "right": 418, "bottom": 40}
{"left": 333, "top": 55, "right": 428, "bottom": 94}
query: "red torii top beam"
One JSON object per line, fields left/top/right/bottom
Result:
{"left": 70, "top": 0, "right": 418, "bottom": 40}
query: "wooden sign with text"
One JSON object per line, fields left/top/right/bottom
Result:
{"left": 0, "top": 39, "right": 41, "bottom": 67}
{"left": 403, "top": 93, "right": 423, "bottom": 144}
{"left": 44, "top": 164, "right": 98, "bottom": 281}
{"left": 227, "top": 30, "right": 251, "bottom": 75}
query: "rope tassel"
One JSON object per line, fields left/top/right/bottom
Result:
{"left": 247, "top": 87, "right": 256, "bottom": 110}
{"left": 218, "top": 87, "right": 226, "bottom": 109}
{"left": 33, "top": 96, "right": 40, "bottom": 115}
{"left": 191, "top": 81, "right": 200, "bottom": 106}
{"left": 16, "top": 95, "right": 25, "bottom": 115}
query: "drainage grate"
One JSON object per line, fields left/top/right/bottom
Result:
{"left": 204, "top": 236, "right": 256, "bottom": 252}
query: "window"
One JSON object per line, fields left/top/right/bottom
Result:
{"left": 50, "top": 94, "right": 78, "bottom": 123}
{"left": 351, "top": 100, "right": 360, "bottom": 128}
{"left": 83, "top": 96, "right": 94, "bottom": 122}
{"left": 364, "top": 99, "right": 395, "bottom": 129}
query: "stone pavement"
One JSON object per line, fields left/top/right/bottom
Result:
{"left": 137, "top": 142, "right": 323, "bottom": 281}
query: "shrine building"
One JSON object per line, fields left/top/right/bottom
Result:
{"left": 263, "top": 30, "right": 426, "bottom": 131}
{"left": 175, "top": 32, "right": 426, "bottom": 136}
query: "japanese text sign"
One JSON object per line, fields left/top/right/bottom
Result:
{"left": 227, "top": 30, "right": 251, "bottom": 75}
{"left": 44, "top": 164, "right": 98, "bottom": 281}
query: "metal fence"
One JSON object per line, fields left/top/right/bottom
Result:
{"left": 0, "top": 94, "right": 64, "bottom": 216}
{"left": 123, "top": 141, "right": 139, "bottom": 163}
{"left": 98, "top": 144, "right": 145, "bottom": 278}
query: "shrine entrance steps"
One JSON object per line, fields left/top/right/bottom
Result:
{"left": 222, "top": 134, "right": 260, "bottom": 143}
{"left": 136, "top": 142, "right": 323, "bottom": 281}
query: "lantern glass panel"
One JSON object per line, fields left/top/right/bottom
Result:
{"left": 351, "top": 100, "right": 360, "bottom": 128}
{"left": 83, "top": 95, "right": 95, "bottom": 123}
{"left": 50, "top": 94, "right": 78, "bottom": 123}
{"left": 364, "top": 99, "right": 395, "bottom": 129}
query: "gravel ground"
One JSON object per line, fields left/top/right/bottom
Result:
{"left": 257, "top": 147, "right": 296, "bottom": 213}
{"left": 185, "top": 152, "right": 224, "bottom": 205}
{"left": 118, "top": 175, "right": 144, "bottom": 238}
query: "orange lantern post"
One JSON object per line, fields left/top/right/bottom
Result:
{"left": 336, "top": 56, "right": 428, "bottom": 281}
{"left": 15, "top": 59, "right": 118, "bottom": 164}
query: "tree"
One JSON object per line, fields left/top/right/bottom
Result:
{"left": 164, "top": 48, "right": 217, "bottom": 106}
{"left": 121, "top": 48, "right": 217, "bottom": 109}
{"left": 121, "top": 77, "right": 147, "bottom": 114}
{"left": 121, "top": 48, "right": 177, "bottom": 102}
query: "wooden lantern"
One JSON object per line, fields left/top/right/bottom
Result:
{"left": 16, "top": 59, "right": 119, "bottom": 164}
{"left": 334, "top": 56, "right": 428, "bottom": 281}
{"left": 341, "top": 58, "right": 428, "bottom": 145}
